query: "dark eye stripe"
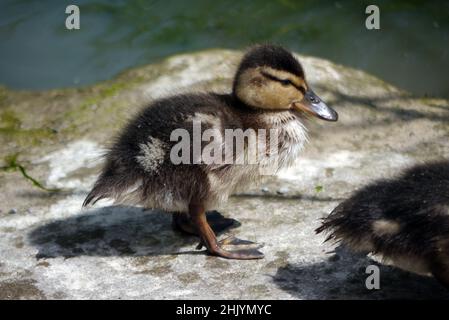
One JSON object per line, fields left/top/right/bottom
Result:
{"left": 260, "top": 71, "right": 283, "bottom": 82}
{"left": 260, "top": 71, "right": 305, "bottom": 93}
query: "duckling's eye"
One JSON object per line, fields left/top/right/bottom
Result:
{"left": 260, "top": 71, "right": 295, "bottom": 88}
{"left": 280, "top": 79, "right": 292, "bottom": 86}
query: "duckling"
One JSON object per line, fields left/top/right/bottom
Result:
{"left": 83, "top": 44, "right": 338, "bottom": 260}
{"left": 316, "top": 161, "right": 449, "bottom": 288}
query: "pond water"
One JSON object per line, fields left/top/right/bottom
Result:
{"left": 0, "top": 0, "right": 448, "bottom": 98}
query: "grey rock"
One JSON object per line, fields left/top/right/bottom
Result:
{"left": 277, "top": 187, "right": 290, "bottom": 195}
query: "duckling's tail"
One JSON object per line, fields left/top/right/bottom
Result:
{"left": 82, "top": 183, "right": 108, "bottom": 207}
{"left": 82, "top": 161, "right": 143, "bottom": 208}
{"left": 82, "top": 174, "right": 114, "bottom": 207}
{"left": 315, "top": 204, "right": 344, "bottom": 241}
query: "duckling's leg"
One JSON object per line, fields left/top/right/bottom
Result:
{"left": 188, "top": 203, "right": 264, "bottom": 260}
{"left": 172, "top": 211, "right": 238, "bottom": 235}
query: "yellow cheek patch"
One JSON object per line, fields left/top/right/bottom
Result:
{"left": 235, "top": 67, "right": 305, "bottom": 110}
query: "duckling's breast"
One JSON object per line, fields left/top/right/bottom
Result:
{"left": 258, "top": 111, "right": 308, "bottom": 170}
{"left": 197, "top": 111, "right": 308, "bottom": 208}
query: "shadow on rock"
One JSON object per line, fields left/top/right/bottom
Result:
{"left": 273, "top": 246, "right": 449, "bottom": 299}
{"left": 27, "top": 206, "right": 238, "bottom": 259}
{"left": 314, "top": 85, "right": 449, "bottom": 128}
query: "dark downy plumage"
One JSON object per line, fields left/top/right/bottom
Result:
{"left": 316, "top": 161, "right": 449, "bottom": 288}
{"left": 84, "top": 44, "right": 338, "bottom": 259}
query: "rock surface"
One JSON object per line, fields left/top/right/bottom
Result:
{"left": 1, "top": 49, "right": 449, "bottom": 299}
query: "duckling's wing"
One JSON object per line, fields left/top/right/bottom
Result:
{"left": 82, "top": 93, "right": 241, "bottom": 209}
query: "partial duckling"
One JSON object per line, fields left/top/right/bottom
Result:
{"left": 316, "top": 161, "right": 449, "bottom": 288}
{"left": 84, "top": 44, "right": 338, "bottom": 260}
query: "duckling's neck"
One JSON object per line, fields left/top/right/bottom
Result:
{"left": 253, "top": 110, "right": 308, "bottom": 147}
{"left": 207, "top": 93, "right": 307, "bottom": 171}
{"left": 217, "top": 92, "right": 307, "bottom": 138}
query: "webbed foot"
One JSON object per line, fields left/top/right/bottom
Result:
{"left": 187, "top": 203, "right": 264, "bottom": 260}
{"left": 196, "top": 235, "right": 264, "bottom": 260}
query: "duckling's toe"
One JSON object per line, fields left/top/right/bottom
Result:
{"left": 172, "top": 211, "right": 239, "bottom": 235}
{"left": 211, "top": 246, "right": 265, "bottom": 260}
{"left": 196, "top": 236, "right": 264, "bottom": 260}
{"left": 216, "top": 248, "right": 265, "bottom": 260}
{"left": 219, "top": 235, "right": 260, "bottom": 247}
{"left": 196, "top": 236, "right": 263, "bottom": 250}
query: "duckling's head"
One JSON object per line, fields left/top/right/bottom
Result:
{"left": 233, "top": 44, "right": 338, "bottom": 121}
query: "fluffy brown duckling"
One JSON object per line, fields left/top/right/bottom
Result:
{"left": 316, "top": 161, "right": 449, "bottom": 288}
{"left": 83, "top": 44, "right": 338, "bottom": 259}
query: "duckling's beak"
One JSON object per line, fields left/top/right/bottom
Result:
{"left": 292, "top": 90, "right": 338, "bottom": 122}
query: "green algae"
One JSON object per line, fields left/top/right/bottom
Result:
{"left": 0, "top": 109, "right": 57, "bottom": 147}
{"left": 1, "top": 154, "right": 59, "bottom": 192}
